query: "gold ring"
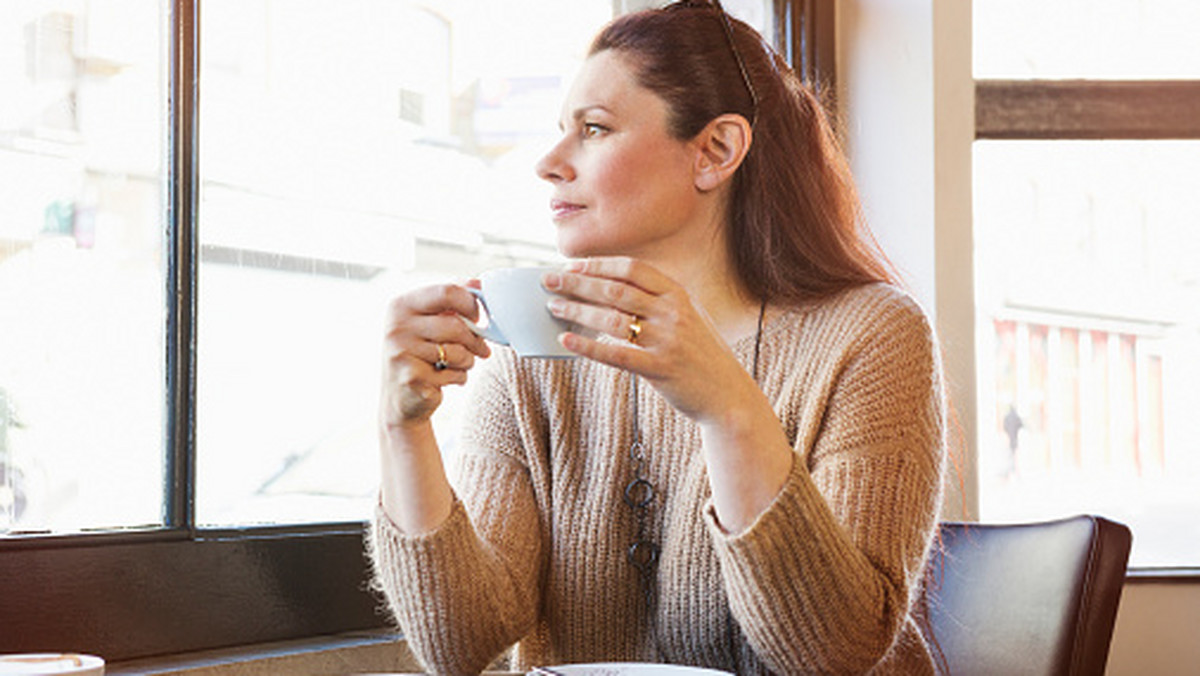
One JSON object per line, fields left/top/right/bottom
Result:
{"left": 628, "top": 317, "right": 642, "bottom": 344}
{"left": 434, "top": 343, "right": 448, "bottom": 371}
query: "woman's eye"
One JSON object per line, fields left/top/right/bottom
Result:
{"left": 582, "top": 123, "right": 607, "bottom": 138}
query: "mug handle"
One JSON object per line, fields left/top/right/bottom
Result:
{"left": 464, "top": 287, "right": 509, "bottom": 345}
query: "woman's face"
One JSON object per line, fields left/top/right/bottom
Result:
{"left": 536, "top": 50, "right": 706, "bottom": 260}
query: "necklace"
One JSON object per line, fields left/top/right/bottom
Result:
{"left": 624, "top": 299, "right": 768, "bottom": 654}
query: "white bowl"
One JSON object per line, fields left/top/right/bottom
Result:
{"left": 0, "top": 654, "right": 104, "bottom": 675}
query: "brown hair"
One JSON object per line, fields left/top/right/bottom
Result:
{"left": 590, "top": 4, "right": 898, "bottom": 304}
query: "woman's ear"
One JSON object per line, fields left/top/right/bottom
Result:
{"left": 692, "top": 114, "right": 752, "bottom": 192}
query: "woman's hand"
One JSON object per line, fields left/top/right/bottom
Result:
{"left": 545, "top": 257, "right": 795, "bottom": 533}
{"left": 380, "top": 283, "right": 492, "bottom": 428}
{"left": 542, "top": 257, "right": 758, "bottom": 426}
{"left": 378, "top": 282, "right": 488, "bottom": 534}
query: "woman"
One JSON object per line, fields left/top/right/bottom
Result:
{"left": 370, "top": 2, "right": 946, "bottom": 674}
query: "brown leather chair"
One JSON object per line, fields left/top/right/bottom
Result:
{"left": 922, "top": 514, "right": 1132, "bottom": 675}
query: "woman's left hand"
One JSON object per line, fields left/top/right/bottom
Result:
{"left": 543, "top": 257, "right": 758, "bottom": 425}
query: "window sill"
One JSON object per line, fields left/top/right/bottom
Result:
{"left": 1127, "top": 568, "right": 1200, "bottom": 583}
{"left": 105, "top": 629, "right": 421, "bottom": 675}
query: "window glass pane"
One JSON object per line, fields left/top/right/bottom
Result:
{"left": 195, "top": 0, "right": 612, "bottom": 526}
{"left": 974, "top": 0, "right": 1200, "bottom": 79}
{"left": 0, "top": 2, "right": 166, "bottom": 534}
{"left": 974, "top": 140, "right": 1200, "bottom": 567}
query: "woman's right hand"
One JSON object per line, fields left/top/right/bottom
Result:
{"left": 380, "top": 282, "right": 492, "bottom": 428}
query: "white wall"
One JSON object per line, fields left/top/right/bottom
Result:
{"left": 836, "top": 0, "right": 977, "bottom": 521}
{"left": 835, "top": 1, "right": 1200, "bottom": 674}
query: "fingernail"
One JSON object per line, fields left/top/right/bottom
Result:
{"left": 565, "top": 260, "right": 585, "bottom": 272}
{"left": 543, "top": 272, "right": 561, "bottom": 289}
{"left": 547, "top": 297, "right": 566, "bottom": 314}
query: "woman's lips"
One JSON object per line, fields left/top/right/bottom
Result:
{"left": 550, "top": 199, "right": 585, "bottom": 220}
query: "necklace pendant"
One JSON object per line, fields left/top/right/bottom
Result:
{"left": 627, "top": 539, "right": 660, "bottom": 573}
{"left": 623, "top": 477, "right": 656, "bottom": 509}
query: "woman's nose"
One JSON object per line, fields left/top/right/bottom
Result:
{"left": 535, "top": 140, "right": 574, "bottom": 183}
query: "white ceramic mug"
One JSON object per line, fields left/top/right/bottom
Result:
{"left": 465, "top": 266, "right": 590, "bottom": 358}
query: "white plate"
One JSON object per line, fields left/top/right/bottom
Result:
{"left": 0, "top": 654, "right": 104, "bottom": 675}
{"left": 536, "top": 664, "right": 730, "bottom": 675}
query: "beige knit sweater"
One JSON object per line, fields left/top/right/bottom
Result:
{"left": 370, "top": 283, "right": 947, "bottom": 675}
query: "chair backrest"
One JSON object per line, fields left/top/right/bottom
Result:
{"left": 923, "top": 514, "right": 1132, "bottom": 676}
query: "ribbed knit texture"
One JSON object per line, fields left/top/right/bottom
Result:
{"left": 369, "top": 283, "right": 946, "bottom": 675}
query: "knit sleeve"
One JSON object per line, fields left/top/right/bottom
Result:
{"left": 368, "top": 354, "right": 544, "bottom": 675}
{"left": 704, "top": 288, "right": 946, "bottom": 674}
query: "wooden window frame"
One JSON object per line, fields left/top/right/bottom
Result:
{"left": 976, "top": 72, "right": 1200, "bottom": 577}
{"left": 977, "top": 79, "right": 1200, "bottom": 140}
{"left": 775, "top": 0, "right": 836, "bottom": 96}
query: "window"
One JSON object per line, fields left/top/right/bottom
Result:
{"left": 973, "top": 0, "right": 1200, "bottom": 570}
{"left": 193, "top": 0, "right": 617, "bottom": 527}
{"left": 1, "top": 0, "right": 811, "bottom": 660}
{"left": 0, "top": 1, "right": 167, "bottom": 536}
